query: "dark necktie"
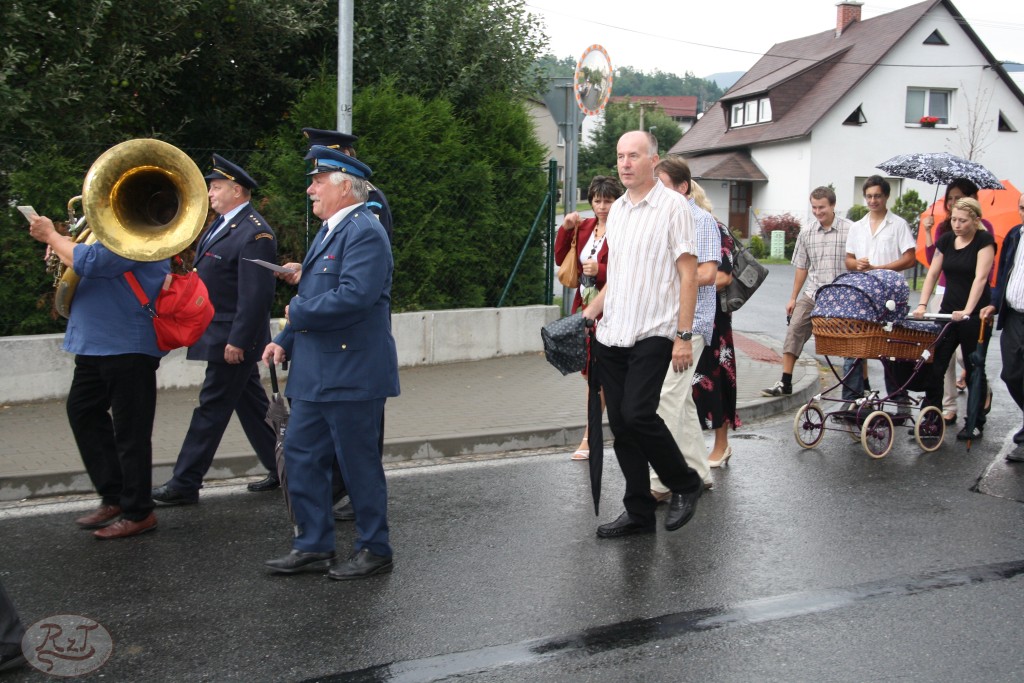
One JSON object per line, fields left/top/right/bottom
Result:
{"left": 199, "top": 216, "right": 225, "bottom": 254}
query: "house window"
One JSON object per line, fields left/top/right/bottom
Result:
{"left": 998, "top": 111, "right": 1017, "bottom": 132}
{"left": 906, "top": 88, "right": 952, "bottom": 125}
{"left": 730, "top": 97, "right": 772, "bottom": 128}
{"left": 844, "top": 105, "right": 867, "bottom": 126}
{"left": 923, "top": 29, "right": 948, "bottom": 45}
{"left": 731, "top": 103, "right": 744, "bottom": 127}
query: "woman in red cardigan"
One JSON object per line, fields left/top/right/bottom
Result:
{"left": 554, "top": 175, "right": 623, "bottom": 460}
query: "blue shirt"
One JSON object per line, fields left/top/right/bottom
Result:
{"left": 689, "top": 197, "right": 721, "bottom": 342}
{"left": 62, "top": 243, "right": 170, "bottom": 358}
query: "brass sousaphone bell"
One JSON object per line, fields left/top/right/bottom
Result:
{"left": 54, "top": 138, "right": 208, "bottom": 317}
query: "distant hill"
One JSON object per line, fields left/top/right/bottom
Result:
{"left": 1004, "top": 62, "right": 1023, "bottom": 72}
{"left": 704, "top": 71, "right": 744, "bottom": 91}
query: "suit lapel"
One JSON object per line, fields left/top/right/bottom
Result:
{"left": 196, "top": 204, "right": 249, "bottom": 266}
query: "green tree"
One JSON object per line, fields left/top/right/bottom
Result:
{"left": 610, "top": 66, "right": 724, "bottom": 109}
{"left": 892, "top": 190, "right": 928, "bottom": 236}
{"left": 353, "top": 0, "right": 546, "bottom": 110}
{"left": 578, "top": 101, "right": 682, "bottom": 191}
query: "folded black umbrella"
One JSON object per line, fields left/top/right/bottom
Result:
{"left": 266, "top": 362, "right": 298, "bottom": 535}
{"left": 963, "top": 320, "right": 992, "bottom": 450}
{"left": 586, "top": 324, "right": 603, "bottom": 515}
{"left": 541, "top": 312, "right": 588, "bottom": 376}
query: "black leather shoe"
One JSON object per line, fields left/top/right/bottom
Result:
{"left": 328, "top": 549, "right": 393, "bottom": 580}
{"left": 152, "top": 484, "right": 198, "bottom": 506}
{"left": 1013, "top": 426, "right": 1024, "bottom": 445}
{"left": 333, "top": 501, "right": 355, "bottom": 521}
{"left": 264, "top": 549, "right": 335, "bottom": 575}
{"left": 1006, "top": 450, "right": 1024, "bottom": 463}
{"left": 665, "top": 489, "right": 701, "bottom": 531}
{"left": 596, "top": 511, "right": 656, "bottom": 538}
{"left": 0, "top": 651, "right": 27, "bottom": 673}
{"left": 247, "top": 474, "right": 280, "bottom": 492}
{"left": 956, "top": 426, "right": 983, "bottom": 441}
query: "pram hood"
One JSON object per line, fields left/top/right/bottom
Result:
{"left": 811, "top": 270, "right": 910, "bottom": 323}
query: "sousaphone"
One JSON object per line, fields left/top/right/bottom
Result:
{"left": 53, "top": 138, "right": 208, "bottom": 317}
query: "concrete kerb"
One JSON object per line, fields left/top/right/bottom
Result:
{"left": 739, "top": 356, "right": 819, "bottom": 422}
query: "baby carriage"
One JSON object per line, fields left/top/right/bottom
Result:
{"left": 792, "top": 270, "right": 956, "bottom": 458}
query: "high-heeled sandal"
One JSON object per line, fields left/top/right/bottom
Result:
{"left": 709, "top": 446, "right": 733, "bottom": 469}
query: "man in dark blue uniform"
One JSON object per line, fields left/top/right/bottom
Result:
{"left": 152, "top": 155, "right": 279, "bottom": 505}
{"left": 263, "top": 147, "right": 399, "bottom": 579}
{"left": 282, "top": 128, "right": 394, "bottom": 522}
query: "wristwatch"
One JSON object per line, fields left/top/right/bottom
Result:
{"left": 675, "top": 330, "right": 693, "bottom": 341}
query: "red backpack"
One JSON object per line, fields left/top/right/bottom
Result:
{"left": 124, "top": 260, "right": 215, "bottom": 352}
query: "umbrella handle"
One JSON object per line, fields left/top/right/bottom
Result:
{"left": 977, "top": 317, "right": 990, "bottom": 344}
{"left": 268, "top": 360, "right": 280, "bottom": 395}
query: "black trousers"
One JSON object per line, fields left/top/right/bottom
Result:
{"left": 1000, "top": 308, "right": 1024, "bottom": 411}
{"left": 67, "top": 354, "right": 160, "bottom": 521}
{"left": 595, "top": 336, "right": 701, "bottom": 525}
{"left": 170, "top": 360, "right": 276, "bottom": 492}
{"left": 925, "top": 316, "right": 987, "bottom": 427}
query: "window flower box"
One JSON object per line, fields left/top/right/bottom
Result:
{"left": 919, "top": 116, "right": 939, "bottom": 128}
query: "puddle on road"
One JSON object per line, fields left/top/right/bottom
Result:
{"left": 312, "top": 559, "right": 1024, "bottom": 682}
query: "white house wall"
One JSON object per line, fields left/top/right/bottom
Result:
{"left": 807, "top": 4, "right": 1024, "bottom": 211}
{"left": 749, "top": 139, "right": 814, "bottom": 232}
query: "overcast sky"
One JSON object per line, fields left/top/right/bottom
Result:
{"left": 526, "top": 0, "right": 1022, "bottom": 78}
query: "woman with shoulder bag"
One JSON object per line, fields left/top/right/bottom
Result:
{"left": 553, "top": 175, "right": 624, "bottom": 460}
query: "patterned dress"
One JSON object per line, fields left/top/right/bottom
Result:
{"left": 692, "top": 223, "right": 741, "bottom": 430}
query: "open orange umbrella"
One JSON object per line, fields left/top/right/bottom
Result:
{"left": 916, "top": 180, "right": 1021, "bottom": 282}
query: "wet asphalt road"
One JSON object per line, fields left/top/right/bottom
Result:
{"left": 3, "top": 263, "right": 1024, "bottom": 682}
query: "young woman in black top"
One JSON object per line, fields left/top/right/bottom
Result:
{"left": 913, "top": 197, "right": 996, "bottom": 440}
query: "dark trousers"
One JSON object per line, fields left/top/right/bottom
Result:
{"left": 0, "top": 580, "right": 25, "bottom": 657}
{"left": 1000, "top": 308, "right": 1024, "bottom": 411}
{"left": 170, "top": 361, "right": 276, "bottom": 492}
{"left": 330, "top": 407, "right": 385, "bottom": 503}
{"left": 925, "top": 316, "right": 987, "bottom": 427}
{"left": 67, "top": 354, "right": 160, "bottom": 521}
{"left": 595, "top": 337, "right": 701, "bottom": 525}
{"left": 285, "top": 398, "right": 390, "bottom": 556}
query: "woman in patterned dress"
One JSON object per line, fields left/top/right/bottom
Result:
{"left": 689, "top": 182, "right": 740, "bottom": 466}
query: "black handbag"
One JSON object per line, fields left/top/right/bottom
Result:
{"left": 540, "top": 312, "right": 588, "bottom": 375}
{"left": 720, "top": 228, "right": 769, "bottom": 313}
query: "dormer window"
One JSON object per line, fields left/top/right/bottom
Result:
{"left": 730, "top": 97, "right": 772, "bottom": 128}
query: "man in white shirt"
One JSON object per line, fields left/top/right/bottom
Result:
{"left": 843, "top": 175, "right": 917, "bottom": 405}
{"left": 582, "top": 131, "right": 703, "bottom": 539}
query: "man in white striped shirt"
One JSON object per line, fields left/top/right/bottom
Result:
{"left": 582, "top": 131, "right": 704, "bottom": 538}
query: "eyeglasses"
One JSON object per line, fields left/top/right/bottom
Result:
{"left": 864, "top": 193, "right": 885, "bottom": 200}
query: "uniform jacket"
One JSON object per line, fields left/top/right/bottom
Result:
{"left": 367, "top": 185, "right": 393, "bottom": 243}
{"left": 275, "top": 206, "right": 399, "bottom": 402}
{"left": 992, "top": 224, "right": 1022, "bottom": 330}
{"left": 188, "top": 203, "right": 277, "bottom": 362}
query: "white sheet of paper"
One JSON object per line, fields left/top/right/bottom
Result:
{"left": 17, "top": 206, "right": 38, "bottom": 222}
{"left": 244, "top": 258, "right": 298, "bottom": 274}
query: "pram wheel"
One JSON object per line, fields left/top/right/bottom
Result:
{"left": 794, "top": 403, "right": 825, "bottom": 448}
{"left": 861, "top": 410, "right": 894, "bottom": 458}
{"left": 915, "top": 405, "right": 945, "bottom": 452}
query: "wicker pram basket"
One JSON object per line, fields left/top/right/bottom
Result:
{"left": 812, "top": 317, "right": 938, "bottom": 361}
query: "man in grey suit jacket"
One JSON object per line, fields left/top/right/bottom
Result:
{"left": 263, "top": 147, "right": 399, "bottom": 580}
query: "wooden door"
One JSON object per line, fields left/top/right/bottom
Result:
{"left": 728, "top": 182, "right": 751, "bottom": 237}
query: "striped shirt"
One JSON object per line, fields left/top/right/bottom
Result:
{"left": 597, "top": 181, "right": 697, "bottom": 348}
{"left": 1004, "top": 241, "right": 1024, "bottom": 311}
{"left": 791, "top": 215, "right": 852, "bottom": 300}
{"left": 689, "top": 196, "right": 721, "bottom": 341}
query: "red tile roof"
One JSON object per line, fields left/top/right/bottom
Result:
{"left": 610, "top": 96, "right": 698, "bottom": 119}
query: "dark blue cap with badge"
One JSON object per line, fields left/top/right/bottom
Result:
{"left": 304, "top": 145, "right": 372, "bottom": 179}
{"left": 204, "top": 154, "right": 259, "bottom": 190}
{"left": 302, "top": 127, "right": 358, "bottom": 150}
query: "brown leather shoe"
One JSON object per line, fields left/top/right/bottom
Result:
{"left": 75, "top": 504, "right": 122, "bottom": 529}
{"left": 93, "top": 513, "right": 157, "bottom": 540}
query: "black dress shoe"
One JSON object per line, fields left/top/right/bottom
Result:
{"left": 1013, "top": 426, "right": 1024, "bottom": 445}
{"left": 328, "top": 548, "right": 393, "bottom": 580}
{"left": 247, "top": 474, "right": 280, "bottom": 492}
{"left": 333, "top": 501, "right": 355, "bottom": 521}
{"left": 0, "top": 651, "right": 27, "bottom": 673}
{"left": 956, "top": 426, "right": 983, "bottom": 441}
{"left": 665, "top": 489, "right": 701, "bottom": 531}
{"left": 264, "top": 549, "right": 335, "bottom": 575}
{"left": 152, "top": 484, "right": 199, "bottom": 505}
{"left": 596, "top": 511, "right": 656, "bottom": 538}
{"left": 1005, "top": 450, "right": 1024, "bottom": 463}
